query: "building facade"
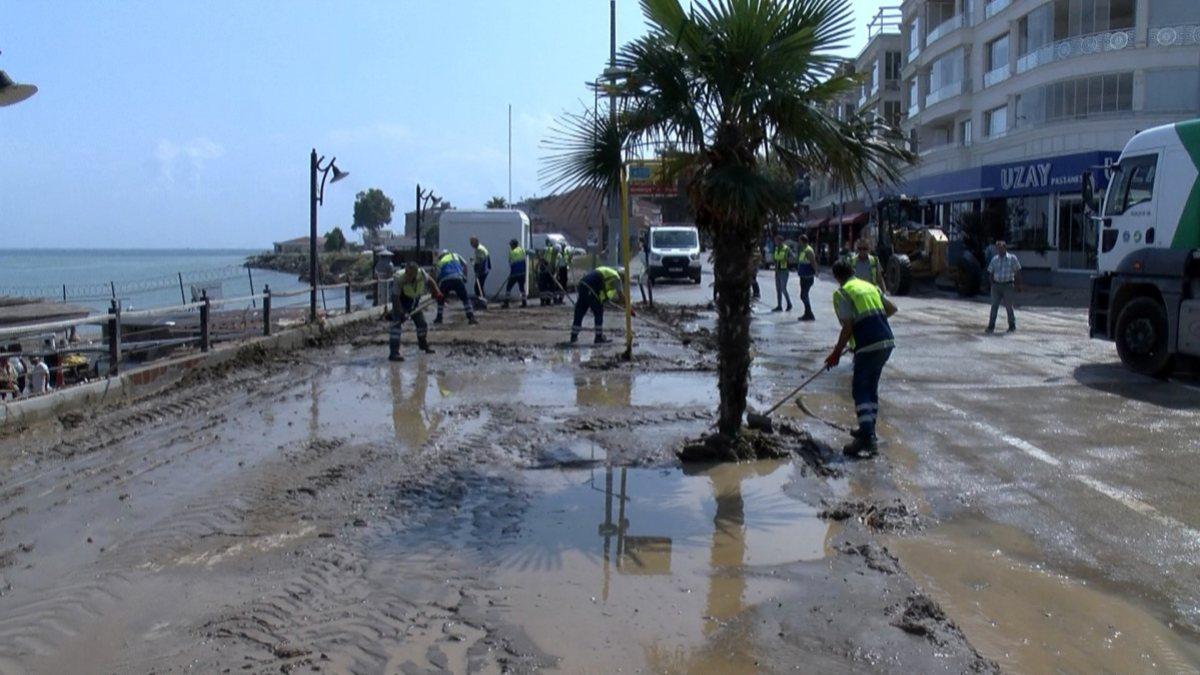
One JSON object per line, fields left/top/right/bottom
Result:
{"left": 811, "top": 0, "right": 1199, "bottom": 284}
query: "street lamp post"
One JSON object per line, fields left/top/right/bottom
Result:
{"left": 415, "top": 184, "right": 441, "bottom": 255}
{"left": 0, "top": 49, "right": 38, "bottom": 108}
{"left": 309, "top": 149, "right": 348, "bottom": 322}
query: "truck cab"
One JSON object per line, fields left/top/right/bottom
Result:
{"left": 1087, "top": 119, "right": 1200, "bottom": 376}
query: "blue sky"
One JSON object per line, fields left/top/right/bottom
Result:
{"left": 1, "top": 1, "right": 877, "bottom": 249}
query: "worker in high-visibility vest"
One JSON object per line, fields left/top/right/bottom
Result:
{"left": 824, "top": 259, "right": 897, "bottom": 458}
{"left": 771, "top": 234, "right": 793, "bottom": 312}
{"left": 470, "top": 236, "right": 491, "bottom": 301}
{"left": 554, "top": 242, "right": 572, "bottom": 305}
{"left": 844, "top": 239, "right": 886, "bottom": 291}
{"left": 571, "top": 266, "right": 624, "bottom": 344}
{"left": 502, "top": 239, "right": 528, "bottom": 309}
{"left": 433, "top": 249, "right": 478, "bottom": 325}
{"left": 796, "top": 234, "right": 818, "bottom": 321}
{"left": 538, "top": 245, "right": 557, "bottom": 306}
{"left": 388, "top": 262, "right": 442, "bottom": 362}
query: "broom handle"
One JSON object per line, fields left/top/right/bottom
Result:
{"left": 762, "top": 368, "right": 826, "bottom": 417}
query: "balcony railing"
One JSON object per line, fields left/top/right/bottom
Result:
{"left": 1150, "top": 24, "right": 1200, "bottom": 48}
{"left": 908, "top": 46, "right": 921, "bottom": 63}
{"left": 983, "top": 63, "right": 1010, "bottom": 88}
{"left": 925, "top": 79, "right": 967, "bottom": 107}
{"left": 984, "top": 0, "right": 1012, "bottom": 20}
{"left": 1016, "top": 28, "right": 1134, "bottom": 74}
{"left": 926, "top": 14, "right": 963, "bottom": 46}
{"left": 908, "top": 103, "right": 921, "bottom": 118}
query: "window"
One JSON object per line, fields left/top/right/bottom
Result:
{"left": 1015, "top": 72, "right": 1133, "bottom": 125}
{"left": 1006, "top": 195, "right": 1051, "bottom": 250}
{"left": 1018, "top": 4, "right": 1052, "bottom": 55}
{"left": 928, "top": 47, "right": 966, "bottom": 97}
{"left": 1052, "top": 0, "right": 1135, "bottom": 40}
{"left": 987, "top": 35, "right": 1010, "bottom": 71}
{"left": 985, "top": 105, "right": 1008, "bottom": 137}
{"left": 842, "top": 103, "right": 855, "bottom": 120}
{"left": 960, "top": 118, "right": 973, "bottom": 146}
{"left": 1103, "top": 154, "right": 1158, "bottom": 216}
{"left": 885, "top": 51, "right": 902, "bottom": 81}
{"left": 883, "top": 101, "right": 902, "bottom": 127}
{"left": 908, "top": 18, "right": 922, "bottom": 55}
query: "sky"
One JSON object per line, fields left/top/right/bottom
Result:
{"left": 1, "top": 0, "right": 879, "bottom": 249}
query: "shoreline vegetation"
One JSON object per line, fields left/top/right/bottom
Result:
{"left": 245, "top": 251, "right": 374, "bottom": 286}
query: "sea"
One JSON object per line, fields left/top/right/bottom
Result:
{"left": 0, "top": 249, "right": 312, "bottom": 314}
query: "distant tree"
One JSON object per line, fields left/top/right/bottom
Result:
{"left": 324, "top": 227, "right": 347, "bottom": 252}
{"left": 486, "top": 196, "right": 509, "bottom": 209}
{"left": 352, "top": 188, "right": 395, "bottom": 245}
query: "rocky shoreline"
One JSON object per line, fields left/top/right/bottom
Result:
{"left": 245, "top": 251, "right": 374, "bottom": 285}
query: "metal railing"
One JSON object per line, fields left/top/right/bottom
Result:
{"left": 1150, "top": 24, "right": 1200, "bottom": 48}
{"left": 925, "top": 79, "right": 968, "bottom": 107}
{"left": 0, "top": 282, "right": 368, "bottom": 401}
{"left": 984, "top": 0, "right": 1012, "bottom": 20}
{"left": 1016, "top": 29, "right": 1135, "bottom": 74}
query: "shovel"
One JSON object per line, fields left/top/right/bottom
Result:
{"left": 745, "top": 367, "right": 827, "bottom": 431}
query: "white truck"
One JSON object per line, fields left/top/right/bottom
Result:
{"left": 1086, "top": 119, "right": 1200, "bottom": 377}
{"left": 438, "top": 209, "right": 531, "bottom": 299}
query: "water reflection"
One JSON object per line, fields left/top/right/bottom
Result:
{"left": 388, "top": 360, "right": 443, "bottom": 446}
{"left": 575, "top": 372, "right": 632, "bottom": 408}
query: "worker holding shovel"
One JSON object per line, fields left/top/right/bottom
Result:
{"left": 470, "top": 236, "right": 491, "bottom": 305}
{"left": 571, "top": 266, "right": 624, "bottom": 345}
{"left": 389, "top": 263, "right": 443, "bottom": 362}
{"left": 824, "top": 259, "right": 897, "bottom": 458}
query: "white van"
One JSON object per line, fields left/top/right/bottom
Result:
{"left": 646, "top": 225, "right": 702, "bottom": 284}
{"left": 438, "top": 209, "right": 531, "bottom": 298}
{"left": 530, "top": 232, "right": 585, "bottom": 256}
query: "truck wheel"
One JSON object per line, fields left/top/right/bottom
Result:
{"left": 886, "top": 254, "right": 913, "bottom": 296}
{"left": 1115, "top": 297, "right": 1174, "bottom": 378}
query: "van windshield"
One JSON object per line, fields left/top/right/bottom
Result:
{"left": 652, "top": 230, "right": 698, "bottom": 249}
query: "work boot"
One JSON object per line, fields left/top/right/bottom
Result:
{"left": 799, "top": 314, "right": 816, "bottom": 322}
{"left": 594, "top": 333, "right": 610, "bottom": 344}
{"left": 842, "top": 435, "right": 878, "bottom": 459}
{"left": 1007, "top": 325, "right": 1016, "bottom": 333}
{"left": 418, "top": 337, "right": 435, "bottom": 354}
{"left": 570, "top": 332, "right": 579, "bottom": 344}
{"left": 771, "top": 306, "right": 783, "bottom": 313}
{"left": 433, "top": 315, "right": 443, "bottom": 325}
{"left": 786, "top": 304, "right": 794, "bottom": 312}
{"left": 388, "top": 340, "right": 403, "bottom": 362}
{"left": 501, "top": 300, "right": 510, "bottom": 309}
{"left": 521, "top": 299, "right": 528, "bottom": 308}
{"left": 468, "top": 315, "right": 478, "bottom": 325}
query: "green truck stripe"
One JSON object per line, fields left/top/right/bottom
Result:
{"left": 1173, "top": 119, "right": 1200, "bottom": 250}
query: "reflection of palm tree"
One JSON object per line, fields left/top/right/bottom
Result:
{"left": 705, "top": 465, "right": 747, "bottom": 634}
{"left": 574, "top": 372, "right": 631, "bottom": 408}
{"left": 389, "top": 360, "right": 441, "bottom": 446}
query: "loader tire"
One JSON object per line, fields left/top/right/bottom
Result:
{"left": 886, "top": 254, "right": 913, "bottom": 296}
{"left": 1115, "top": 297, "right": 1173, "bottom": 378}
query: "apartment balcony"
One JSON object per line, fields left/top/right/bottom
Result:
{"left": 1016, "top": 28, "right": 1135, "bottom": 74}
{"left": 908, "top": 102, "right": 921, "bottom": 119}
{"left": 925, "top": 80, "right": 967, "bottom": 107}
{"left": 925, "top": 14, "right": 963, "bottom": 47}
{"left": 983, "top": 64, "right": 1010, "bottom": 88}
{"left": 922, "top": 79, "right": 972, "bottom": 124}
{"left": 984, "top": 0, "right": 1012, "bottom": 20}
{"left": 1149, "top": 24, "right": 1200, "bottom": 48}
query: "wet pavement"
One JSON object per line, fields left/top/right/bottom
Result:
{"left": 0, "top": 265, "right": 1195, "bottom": 672}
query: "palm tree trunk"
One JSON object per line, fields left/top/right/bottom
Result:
{"left": 710, "top": 222, "right": 757, "bottom": 438}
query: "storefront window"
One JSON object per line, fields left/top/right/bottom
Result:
{"left": 1005, "top": 195, "right": 1051, "bottom": 251}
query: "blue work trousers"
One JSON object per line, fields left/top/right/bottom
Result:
{"left": 572, "top": 285, "right": 604, "bottom": 337}
{"left": 851, "top": 347, "right": 892, "bottom": 440}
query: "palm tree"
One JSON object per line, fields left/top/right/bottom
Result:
{"left": 545, "top": 0, "right": 913, "bottom": 449}
{"left": 485, "top": 195, "right": 509, "bottom": 209}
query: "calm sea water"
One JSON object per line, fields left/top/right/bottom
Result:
{"left": 0, "top": 249, "right": 310, "bottom": 313}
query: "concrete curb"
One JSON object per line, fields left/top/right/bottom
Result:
{"left": 0, "top": 306, "right": 383, "bottom": 432}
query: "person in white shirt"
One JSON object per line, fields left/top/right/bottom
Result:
{"left": 28, "top": 356, "right": 51, "bottom": 395}
{"left": 986, "top": 240, "right": 1023, "bottom": 333}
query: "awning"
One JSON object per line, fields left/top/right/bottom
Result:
{"left": 803, "top": 217, "right": 829, "bottom": 229}
{"left": 839, "top": 211, "right": 869, "bottom": 226}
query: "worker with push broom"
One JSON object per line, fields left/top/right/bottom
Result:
{"left": 570, "top": 266, "right": 623, "bottom": 345}
{"left": 388, "top": 262, "right": 443, "bottom": 362}
{"left": 824, "top": 259, "right": 897, "bottom": 458}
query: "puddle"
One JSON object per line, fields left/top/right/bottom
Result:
{"left": 485, "top": 461, "right": 830, "bottom": 673}
{"left": 888, "top": 518, "right": 1200, "bottom": 672}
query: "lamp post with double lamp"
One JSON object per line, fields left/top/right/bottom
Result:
{"left": 309, "top": 149, "right": 348, "bottom": 322}
{"left": 415, "top": 184, "right": 441, "bottom": 255}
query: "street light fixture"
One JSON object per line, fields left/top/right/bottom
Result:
{"left": 310, "top": 148, "right": 348, "bottom": 322}
{"left": 0, "top": 70, "right": 36, "bottom": 107}
{"left": 415, "top": 184, "right": 441, "bottom": 254}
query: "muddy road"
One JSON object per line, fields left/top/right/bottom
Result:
{"left": 0, "top": 301, "right": 990, "bottom": 673}
{"left": 0, "top": 265, "right": 1196, "bottom": 673}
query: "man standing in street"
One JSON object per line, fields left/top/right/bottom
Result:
{"left": 986, "top": 239, "right": 1022, "bottom": 333}
{"left": 470, "top": 236, "right": 491, "bottom": 302}
{"left": 433, "top": 249, "right": 478, "bottom": 325}
{"left": 555, "top": 242, "right": 572, "bottom": 305}
{"left": 571, "top": 266, "right": 624, "bottom": 345}
{"left": 771, "top": 234, "right": 793, "bottom": 312}
{"left": 388, "top": 262, "right": 442, "bottom": 362}
{"left": 825, "top": 260, "right": 897, "bottom": 458}
{"left": 796, "top": 234, "right": 818, "bottom": 321}
{"left": 502, "top": 239, "right": 528, "bottom": 309}
{"left": 847, "top": 239, "right": 886, "bottom": 291}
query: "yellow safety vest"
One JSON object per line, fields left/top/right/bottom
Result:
{"left": 584, "top": 266, "right": 623, "bottom": 302}
{"left": 509, "top": 247, "right": 526, "bottom": 263}
{"left": 394, "top": 273, "right": 426, "bottom": 300}
{"left": 832, "top": 278, "right": 894, "bottom": 352}
{"left": 773, "top": 244, "right": 791, "bottom": 270}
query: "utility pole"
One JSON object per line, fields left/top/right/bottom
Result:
{"left": 508, "top": 104, "right": 513, "bottom": 205}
